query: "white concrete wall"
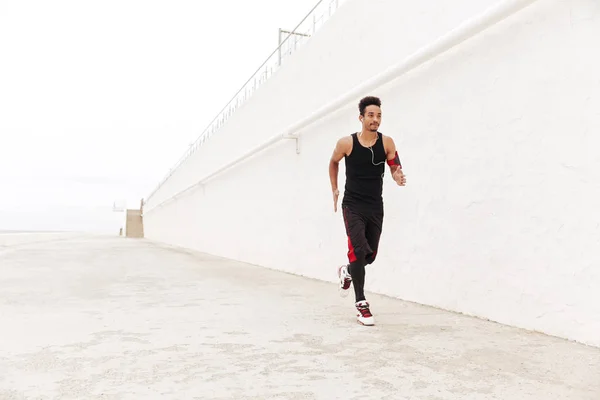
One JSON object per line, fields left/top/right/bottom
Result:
{"left": 144, "top": 0, "right": 600, "bottom": 348}
{"left": 144, "top": 0, "right": 505, "bottom": 209}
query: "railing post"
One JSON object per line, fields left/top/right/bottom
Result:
{"left": 278, "top": 28, "right": 282, "bottom": 66}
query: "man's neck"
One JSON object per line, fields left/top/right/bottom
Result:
{"left": 359, "top": 129, "right": 377, "bottom": 140}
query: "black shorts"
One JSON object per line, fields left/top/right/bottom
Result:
{"left": 342, "top": 205, "right": 383, "bottom": 265}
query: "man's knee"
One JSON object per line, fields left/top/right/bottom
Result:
{"left": 365, "top": 250, "right": 378, "bottom": 265}
{"left": 354, "top": 243, "right": 373, "bottom": 262}
{"left": 348, "top": 236, "right": 372, "bottom": 261}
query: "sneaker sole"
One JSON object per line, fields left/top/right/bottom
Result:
{"left": 337, "top": 266, "right": 351, "bottom": 296}
{"left": 339, "top": 278, "right": 351, "bottom": 294}
{"left": 357, "top": 314, "right": 375, "bottom": 326}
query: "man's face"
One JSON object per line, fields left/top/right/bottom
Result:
{"left": 360, "top": 105, "right": 381, "bottom": 132}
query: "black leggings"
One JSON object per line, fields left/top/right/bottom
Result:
{"left": 342, "top": 205, "right": 383, "bottom": 302}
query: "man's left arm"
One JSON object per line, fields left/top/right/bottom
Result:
{"left": 384, "top": 136, "right": 406, "bottom": 186}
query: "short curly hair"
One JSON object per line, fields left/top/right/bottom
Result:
{"left": 359, "top": 96, "right": 381, "bottom": 115}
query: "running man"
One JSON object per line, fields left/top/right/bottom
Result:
{"left": 328, "top": 96, "right": 406, "bottom": 326}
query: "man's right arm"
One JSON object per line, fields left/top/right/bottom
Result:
{"left": 329, "top": 137, "right": 349, "bottom": 192}
{"left": 329, "top": 137, "right": 350, "bottom": 212}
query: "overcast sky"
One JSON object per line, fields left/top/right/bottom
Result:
{"left": 0, "top": 0, "right": 320, "bottom": 233}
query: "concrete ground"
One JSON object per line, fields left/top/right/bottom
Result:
{"left": 1, "top": 233, "right": 599, "bottom": 400}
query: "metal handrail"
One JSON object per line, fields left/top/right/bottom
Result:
{"left": 144, "top": 0, "right": 344, "bottom": 205}
{"left": 143, "top": 0, "right": 540, "bottom": 214}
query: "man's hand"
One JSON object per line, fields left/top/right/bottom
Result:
{"left": 333, "top": 189, "right": 340, "bottom": 212}
{"left": 392, "top": 168, "right": 406, "bottom": 186}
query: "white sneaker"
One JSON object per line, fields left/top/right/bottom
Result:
{"left": 337, "top": 265, "right": 352, "bottom": 297}
{"left": 356, "top": 300, "right": 374, "bottom": 326}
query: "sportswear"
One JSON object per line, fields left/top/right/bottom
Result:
{"left": 341, "top": 131, "right": 386, "bottom": 214}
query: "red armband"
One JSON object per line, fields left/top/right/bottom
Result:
{"left": 386, "top": 151, "right": 402, "bottom": 168}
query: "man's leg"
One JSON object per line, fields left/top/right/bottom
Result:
{"left": 365, "top": 210, "right": 384, "bottom": 266}
{"left": 341, "top": 206, "right": 372, "bottom": 305}
{"left": 348, "top": 209, "right": 383, "bottom": 326}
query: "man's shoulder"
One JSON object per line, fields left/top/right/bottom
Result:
{"left": 333, "top": 134, "right": 353, "bottom": 156}
{"left": 379, "top": 132, "right": 395, "bottom": 142}
{"left": 336, "top": 134, "right": 353, "bottom": 147}
{"left": 379, "top": 132, "right": 396, "bottom": 151}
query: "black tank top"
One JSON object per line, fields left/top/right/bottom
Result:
{"left": 342, "top": 131, "right": 386, "bottom": 213}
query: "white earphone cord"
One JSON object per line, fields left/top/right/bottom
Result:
{"left": 360, "top": 131, "right": 385, "bottom": 178}
{"left": 369, "top": 147, "right": 385, "bottom": 179}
